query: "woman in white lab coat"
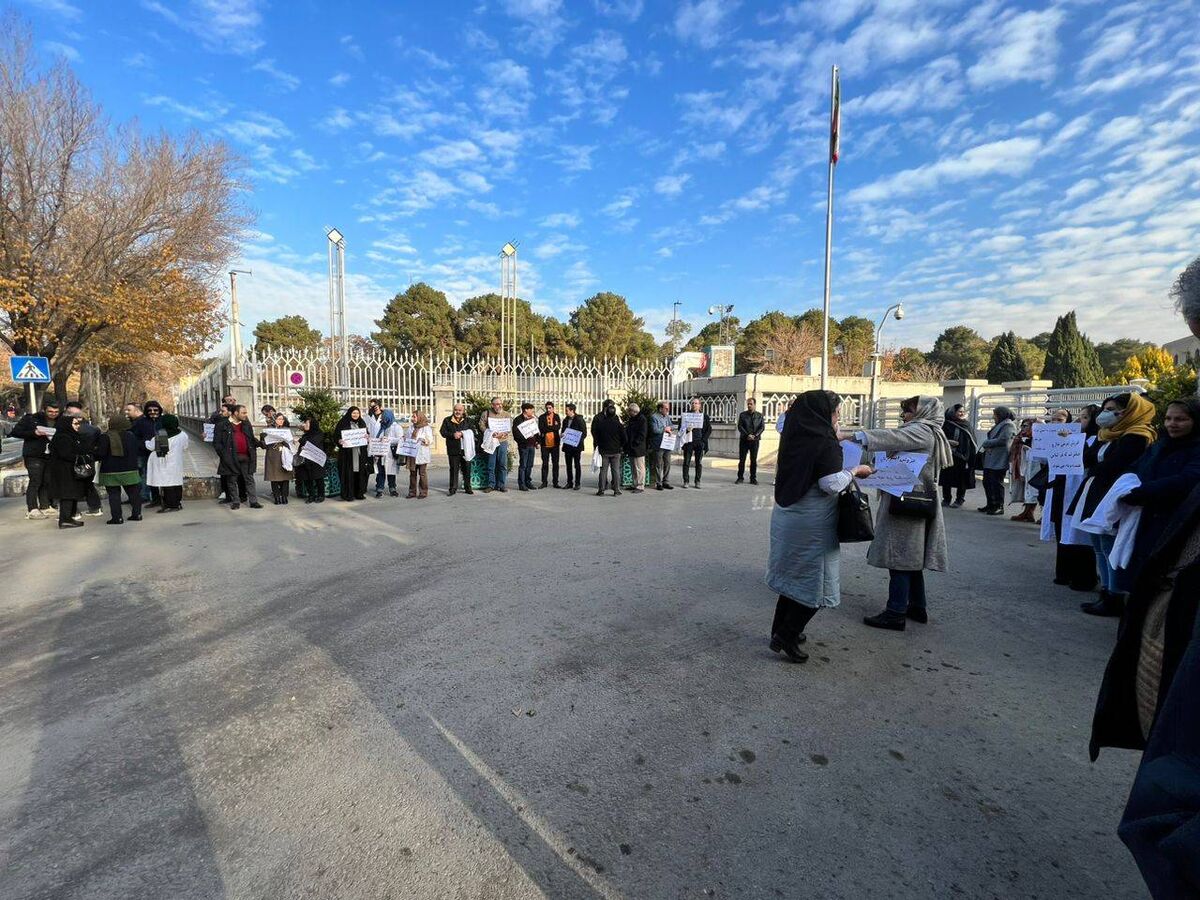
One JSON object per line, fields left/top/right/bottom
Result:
{"left": 145, "top": 414, "right": 190, "bottom": 512}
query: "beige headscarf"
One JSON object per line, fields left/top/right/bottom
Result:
{"left": 903, "top": 395, "right": 955, "bottom": 469}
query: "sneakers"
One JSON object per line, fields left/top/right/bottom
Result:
{"left": 25, "top": 509, "right": 45, "bottom": 520}
{"left": 84, "top": 509, "right": 104, "bottom": 517}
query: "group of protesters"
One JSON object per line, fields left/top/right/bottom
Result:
{"left": 12, "top": 398, "right": 182, "bottom": 527}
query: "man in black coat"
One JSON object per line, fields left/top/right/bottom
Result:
{"left": 11, "top": 399, "right": 61, "bottom": 518}
{"left": 538, "top": 401, "right": 563, "bottom": 488}
{"left": 63, "top": 401, "right": 104, "bottom": 516}
{"left": 680, "top": 397, "right": 713, "bottom": 488}
{"left": 439, "top": 403, "right": 476, "bottom": 496}
{"left": 591, "top": 400, "right": 625, "bottom": 497}
{"left": 736, "top": 397, "right": 764, "bottom": 485}
{"left": 624, "top": 402, "right": 648, "bottom": 493}
{"left": 213, "top": 404, "right": 261, "bottom": 509}
{"left": 561, "top": 403, "right": 587, "bottom": 491}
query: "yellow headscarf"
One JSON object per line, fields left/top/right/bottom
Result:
{"left": 1098, "top": 392, "right": 1158, "bottom": 445}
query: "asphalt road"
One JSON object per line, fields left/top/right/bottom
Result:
{"left": 0, "top": 461, "right": 1146, "bottom": 899}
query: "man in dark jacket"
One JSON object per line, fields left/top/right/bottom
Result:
{"left": 208, "top": 394, "right": 237, "bottom": 425}
{"left": 561, "top": 403, "right": 587, "bottom": 491}
{"left": 736, "top": 397, "right": 764, "bottom": 484}
{"left": 439, "top": 403, "right": 476, "bottom": 496}
{"left": 63, "top": 401, "right": 104, "bottom": 516}
{"left": 625, "top": 402, "right": 648, "bottom": 493}
{"left": 131, "top": 401, "right": 165, "bottom": 504}
{"left": 591, "top": 400, "right": 625, "bottom": 496}
{"left": 12, "top": 399, "right": 61, "bottom": 519}
{"left": 538, "top": 401, "right": 562, "bottom": 489}
{"left": 214, "top": 405, "right": 261, "bottom": 509}
{"left": 680, "top": 398, "right": 713, "bottom": 488}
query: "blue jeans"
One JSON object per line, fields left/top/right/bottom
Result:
{"left": 886, "top": 569, "right": 927, "bottom": 615}
{"left": 486, "top": 442, "right": 509, "bottom": 489}
{"left": 1090, "top": 531, "right": 1119, "bottom": 592}
{"left": 517, "top": 446, "right": 535, "bottom": 488}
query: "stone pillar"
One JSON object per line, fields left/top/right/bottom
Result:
{"left": 431, "top": 385, "right": 455, "bottom": 451}
{"left": 226, "top": 379, "right": 256, "bottom": 418}
{"left": 941, "top": 379, "right": 991, "bottom": 412}
{"left": 1001, "top": 379, "right": 1053, "bottom": 392}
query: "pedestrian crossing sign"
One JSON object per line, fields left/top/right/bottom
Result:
{"left": 9, "top": 356, "right": 52, "bottom": 383}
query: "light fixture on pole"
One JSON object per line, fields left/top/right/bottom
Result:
{"left": 869, "top": 302, "right": 905, "bottom": 428}
{"left": 500, "top": 241, "right": 518, "bottom": 376}
{"left": 707, "top": 304, "right": 734, "bottom": 346}
{"left": 229, "top": 269, "right": 252, "bottom": 379}
{"left": 326, "top": 227, "right": 349, "bottom": 400}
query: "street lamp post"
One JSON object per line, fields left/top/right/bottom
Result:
{"left": 229, "top": 269, "right": 251, "bottom": 379}
{"left": 869, "top": 302, "right": 904, "bottom": 427}
{"left": 707, "top": 304, "right": 734, "bottom": 346}
{"left": 326, "top": 227, "right": 348, "bottom": 400}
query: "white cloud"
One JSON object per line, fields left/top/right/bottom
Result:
{"left": 678, "top": 90, "right": 755, "bottom": 134}
{"left": 594, "top": 0, "right": 643, "bottom": 22}
{"left": 42, "top": 41, "right": 80, "bottom": 61}
{"left": 329, "top": 72, "right": 351, "bottom": 88}
{"left": 844, "top": 56, "right": 963, "bottom": 117}
{"left": 555, "top": 145, "right": 595, "bottom": 172}
{"left": 847, "top": 137, "right": 1042, "bottom": 204}
{"left": 967, "top": 8, "right": 1064, "bottom": 89}
{"left": 655, "top": 173, "right": 692, "bottom": 196}
{"left": 418, "top": 139, "right": 484, "bottom": 169}
{"left": 540, "top": 212, "right": 581, "bottom": 229}
{"left": 124, "top": 51, "right": 153, "bottom": 69}
{"left": 20, "top": 0, "right": 82, "bottom": 20}
{"left": 532, "top": 233, "right": 585, "bottom": 259}
{"left": 251, "top": 58, "right": 300, "bottom": 92}
{"left": 339, "top": 34, "right": 364, "bottom": 61}
{"left": 1093, "top": 115, "right": 1142, "bottom": 152}
{"left": 457, "top": 172, "right": 493, "bottom": 194}
{"left": 476, "top": 60, "right": 534, "bottom": 119}
{"left": 1079, "top": 21, "right": 1138, "bottom": 79}
{"left": 602, "top": 190, "right": 638, "bottom": 218}
{"left": 142, "top": 0, "right": 265, "bottom": 56}
{"left": 219, "top": 111, "right": 292, "bottom": 144}
{"left": 501, "top": 0, "right": 567, "bottom": 55}
{"left": 144, "top": 94, "right": 229, "bottom": 121}
{"left": 675, "top": 0, "right": 738, "bottom": 50}
{"left": 548, "top": 31, "right": 629, "bottom": 125}
{"left": 319, "top": 107, "right": 354, "bottom": 132}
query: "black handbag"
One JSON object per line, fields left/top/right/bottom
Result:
{"left": 888, "top": 489, "right": 938, "bottom": 519}
{"left": 1028, "top": 466, "right": 1049, "bottom": 492}
{"left": 73, "top": 454, "right": 95, "bottom": 479}
{"left": 837, "top": 482, "right": 875, "bottom": 543}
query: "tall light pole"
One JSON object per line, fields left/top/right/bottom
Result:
{"left": 870, "top": 302, "right": 904, "bottom": 427}
{"left": 326, "top": 227, "right": 348, "bottom": 400}
{"left": 229, "top": 269, "right": 251, "bottom": 378}
{"left": 500, "top": 241, "right": 518, "bottom": 374}
{"left": 707, "top": 304, "right": 734, "bottom": 346}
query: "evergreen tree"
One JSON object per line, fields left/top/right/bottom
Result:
{"left": 372, "top": 283, "right": 458, "bottom": 354}
{"left": 928, "top": 325, "right": 990, "bottom": 378}
{"left": 568, "top": 292, "right": 659, "bottom": 359}
{"left": 1040, "top": 311, "right": 1104, "bottom": 387}
{"left": 252, "top": 315, "right": 322, "bottom": 353}
{"left": 985, "top": 331, "right": 1031, "bottom": 383}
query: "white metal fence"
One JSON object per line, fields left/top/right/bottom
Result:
{"left": 871, "top": 385, "right": 1146, "bottom": 432}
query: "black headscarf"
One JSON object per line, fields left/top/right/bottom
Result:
{"left": 774, "top": 390, "right": 844, "bottom": 508}
{"left": 160, "top": 414, "right": 181, "bottom": 437}
{"left": 300, "top": 414, "right": 325, "bottom": 448}
{"left": 336, "top": 406, "right": 365, "bottom": 434}
{"left": 1080, "top": 404, "right": 1102, "bottom": 438}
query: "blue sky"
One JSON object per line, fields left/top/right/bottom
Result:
{"left": 16, "top": 0, "right": 1200, "bottom": 351}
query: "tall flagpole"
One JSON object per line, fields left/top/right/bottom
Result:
{"left": 821, "top": 64, "right": 840, "bottom": 390}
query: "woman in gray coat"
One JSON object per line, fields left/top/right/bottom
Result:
{"left": 841, "top": 395, "right": 953, "bottom": 631}
{"left": 978, "top": 406, "right": 1016, "bottom": 515}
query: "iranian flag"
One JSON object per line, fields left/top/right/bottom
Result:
{"left": 830, "top": 66, "right": 841, "bottom": 164}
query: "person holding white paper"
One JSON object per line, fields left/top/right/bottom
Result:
{"left": 840, "top": 395, "right": 952, "bottom": 632}
{"left": 479, "top": 396, "right": 512, "bottom": 493}
{"left": 561, "top": 403, "right": 587, "bottom": 490}
{"left": 405, "top": 410, "right": 434, "bottom": 499}
{"left": 767, "top": 390, "right": 875, "bottom": 663}
{"left": 439, "top": 403, "right": 476, "bottom": 496}
{"left": 12, "top": 398, "right": 61, "bottom": 519}
{"left": 334, "top": 406, "right": 370, "bottom": 501}
{"left": 296, "top": 414, "right": 327, "bottom": 503}
{"left": 371, "top": 409, "right": 404, "bottom": 498}
{"left": 649, "top": 401, "right": 676, "bottom": 490}
{"left": 513, "top": 402, "right": 541, "bottom": 491}
{"left": 680, "top": 398, "right": 713, "bottom": 489}
{"left": 1045, "top": 406, "right": 1099, "bottom": 592}
{"left": 260, "top": 412, "right": 294, "bottom": 505}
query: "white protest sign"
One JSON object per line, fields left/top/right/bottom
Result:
{"left": 299, "top": 441, "right": 327, "bottom": 467}
{"left": 368, "top": 437, "right": 391, "bottom": 457}
{"left": 681, "top": 412, "right": 705, "bottom": 432}
{"left": 1031, "top": 422, "right": 1081, "bottom": 460}
{"left": 1047, "top": 433, "right": 1087, "bottom": 476}
{"left": 263, "top": 427, "right": 292, "bottom": 445}
{"left": 659, "top": 431, "right": 676, "bottom": 451}
{"left": 398, "top": 438, "right": 421, "bottom": 458}
{"left": 341, "top": 428, "right": 368, "bottom": 448}
{"left": 460, "top": 428, "right": 476, "bottom": 462}
{"left": 841, "top": 440, "right": 863, "bottom": 470}
{"left": 203, "top": 423, "right": 215, "bottom": 442}
{"left": 859, "top": 452, "right": 928, "bottom": 496}
{"left": 35, "top": 425, "right": 56, "bottom": 438}
{"left": 561, "top": 427, "right": 582, "bottom": 448}
{"left": 517, "top": 417, "right": 539, "bottom": 439}
{"left": 487, "top": 417, "right": 512, "bottom": 436}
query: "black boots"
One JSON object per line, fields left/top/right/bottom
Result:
{"left": 863, "top": 610, "right": 907, "bottom": 631}
{"left": 770, "top": 597, "right": 818, "bottom": 663}
{"left": 1081, "top": 590, "right": 1126, "bottom": 617}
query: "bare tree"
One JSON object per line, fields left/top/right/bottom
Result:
{"left": 0, "top": 21, "right": 250, "bottom": 399}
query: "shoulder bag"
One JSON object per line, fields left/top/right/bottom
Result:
{"left": 837, "top": 482, "right": 875, "bottom": 542}
{"left": 73, "top": 454, "right": 95, "bottom": 479}
{"left": 888, "top": 490, "right": 938, "bottom": 519}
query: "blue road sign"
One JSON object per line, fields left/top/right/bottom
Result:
{"left": 10, "top": 356, "right": 52, "bottom": 383}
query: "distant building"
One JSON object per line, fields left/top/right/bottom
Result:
{"left": 1164, "top": 333, "right": 1200, "bottom": 367}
